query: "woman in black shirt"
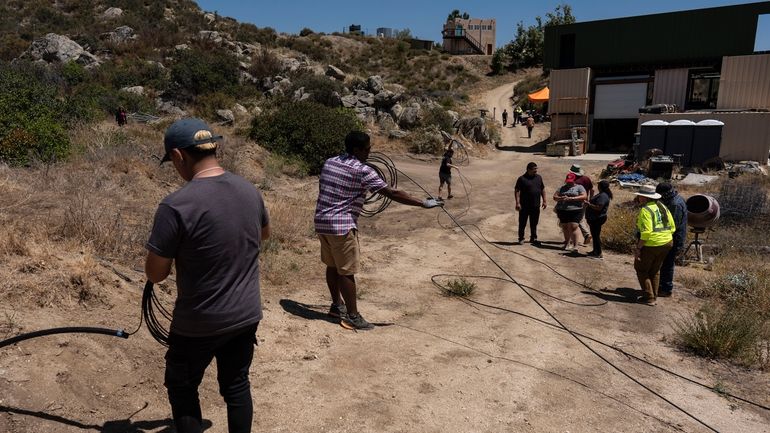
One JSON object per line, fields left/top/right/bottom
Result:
{"left": 584, "top": 180, "right": 613, "bottom": 258}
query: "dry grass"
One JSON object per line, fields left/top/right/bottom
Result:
{"left": 600, "top": 203, "right": 638, "bottom": 254}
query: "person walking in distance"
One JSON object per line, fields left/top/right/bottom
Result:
{"left": 656, "top": 182, "right": 687, "bottom": 297}
{"left": 438, "top": 147, "right": 456, "bottom": 200}
{"left": 633, "top": 185, "right": 675, "bottom": 306}
{"left": 553, "top": 172, "right": 587, "bottom": 251}
{"left": 568, "top": 164, "right": 594, "bottom": 245}
{"left": 584, "top": 180, "right": 613, "bottom": 259}
{"left": 514, "top": 105, "right": 522, "bottom": 125}
{"left": 315, "top": 131, "right": 443, "bottom": 331}
{"left": 502, "top": 109, "right": 508, "bottom": 127}
{"left": 514, "top": 162, "right": 546, "bottom": 245}
{"left": 525, "top": 115, "right": 535, "bottom": 138}
{"left": 145, "top": 118, "right": 271, "bottom": 433}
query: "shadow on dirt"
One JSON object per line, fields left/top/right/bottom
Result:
{"left": 279, "top": 299, "right": 337, "bottom": 324}
{"left": 495, "top": 137, "right": 549, "bottom": 153}
{"left": 583, "top": 287, "right": 640, "bottom": 304}
{"left": 0, "top": 404, "right": 213, "bottom": 432}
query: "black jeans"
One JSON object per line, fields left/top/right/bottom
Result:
{"left": 587, "top": 216, "right": 606, "bottom": 255}
{"left": 518, "top": 206, "right": 540, "bottom": 241}
{"left": 165, "top": 323, "right": 259, "bottom": 433}
{"left": 659, "top": 246, "right": 679, "bottom": 293}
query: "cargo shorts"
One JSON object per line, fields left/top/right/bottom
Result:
{"left": 318, "top": 229, "right": 359, "bottom": 275}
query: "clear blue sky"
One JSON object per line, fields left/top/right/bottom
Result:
{"left": 196, "top": 0, "right": 770, "bottom": 50}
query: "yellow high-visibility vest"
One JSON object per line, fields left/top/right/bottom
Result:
{"left": 636, "top": 201, "right": 675, "bottom": 247}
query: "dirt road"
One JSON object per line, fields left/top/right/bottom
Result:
{"left": 2, "top": 82, "right": 769, "bottom": 433}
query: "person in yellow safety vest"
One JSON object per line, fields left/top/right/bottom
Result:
{"left": 514, "top": 106, "right": 523, "bottom": 125}
{"left": 633, "top": 185, "right": 675, "bottom": 306}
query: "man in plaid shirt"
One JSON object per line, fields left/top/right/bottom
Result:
{"left": 315, "top": 131, "right": 442, "bottom": 330}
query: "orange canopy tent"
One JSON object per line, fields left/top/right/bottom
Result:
{"left": 527, "top": 86, "right": 549, "bottom": 103}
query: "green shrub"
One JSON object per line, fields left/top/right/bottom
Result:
{"left": 60, "top": 61, "right": 88, "bottom": 86}
{"left": 248, "top": 48, "right": 283, "bottom": 82}
{"left": 169, "top": 48, "right": 240, "bottom": 101}
{"left": 195, "top": 92, "right": 236, "bottom": 120}
{"left": 406, "top": 127, "right": 443, "bottom": 154}
{"left": 421, "top": 106, "right": 454, "bottom": 132}
{"left": 250, "top": 101, "right": 362, "bottom": 174}
{"left": 0, "top": 62, "right": 71, "bottom": 165}
{"left": 290, "top": 73, "right": 344, "bottom": 107}
{"left": 675, "top": 304, "right": 764, "bottom": 362}
{"left": 445, "top": 278, "right": 476, "bottom": 297}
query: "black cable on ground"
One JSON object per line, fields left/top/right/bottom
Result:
{"left": 0, "top": 327, "right": 129, "bottom": 349}
{"left": 432, "top": 281, "right": 770, "bottom": 413}
{"left": 0, "top": 281, "right": 170, "bottom": 349}
{"left": 393, "top": 166, "right": 722, "bottom": 432}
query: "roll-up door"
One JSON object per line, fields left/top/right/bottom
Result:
{"left": 594, "top": 83, "right": 648, "bottom": 119}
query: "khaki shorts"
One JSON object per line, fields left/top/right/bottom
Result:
{"left": 318, "top": 230, "right": 359, "bottom": 275}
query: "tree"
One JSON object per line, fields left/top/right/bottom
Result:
{"left": 394, "top": 28, "right": 412, "bottom": 40}
{"left": 501, "top": 3, "right": 575, "bottom": 70}
{"left": 447, "top": 10, "right": 470, "bottom": 21}
{"left": 490, "top": 48, "right": 508, "bottom": 75}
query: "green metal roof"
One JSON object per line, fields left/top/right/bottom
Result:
{"left": 544, "top": 2, "right": 770, "bottom": 71}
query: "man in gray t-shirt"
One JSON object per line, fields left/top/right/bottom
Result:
{"left": 145, "top": 118, "right": 270, "bottom": 433}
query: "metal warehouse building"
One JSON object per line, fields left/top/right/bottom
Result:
{"left": 544, "top": 1, "right": 770, "bottom": 163}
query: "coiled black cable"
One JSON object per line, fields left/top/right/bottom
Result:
{"left": 141, "top": 281, "right": 172, "bottom": 347}
{"left": 362, "top": 152, "right": 398, "bottom": 217}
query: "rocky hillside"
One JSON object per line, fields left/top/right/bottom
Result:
{"left": 0, "top": 0, "right": 504, "bottom": 167}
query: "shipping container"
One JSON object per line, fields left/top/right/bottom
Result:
{"left": 548, "top": 68, "right": 591, "bottom": 114}
{"left": 652, "top": 68, "right": 688, "bottom": 109}
{"left": 717, "top": 54, "right": 770, "bottom": 110}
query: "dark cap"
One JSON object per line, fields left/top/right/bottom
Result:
{"left": 655, "top": 182, "right": 673, "bottom": 195}
{"left": 161, "top": 118, "right": 222, "bottom": 164}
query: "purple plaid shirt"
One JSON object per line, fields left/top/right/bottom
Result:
{"left": 314, "top": 154, "right": 387, "bottom": 235}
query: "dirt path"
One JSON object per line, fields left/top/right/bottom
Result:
{"left": 2, "top": 82, "right": 769, "bottom": 433}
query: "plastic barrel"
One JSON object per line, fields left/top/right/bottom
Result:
{"left": 686, "top": 194, "right": 720, "bottom": 228}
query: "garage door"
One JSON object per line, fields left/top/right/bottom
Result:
{"left": 594, "top": 83, "right": 648, "bottom": 119}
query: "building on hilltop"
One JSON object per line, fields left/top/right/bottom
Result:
{"left": 348, "top": 24, "right": 362, "bottom": 36}
{"left": 442, "top": 17, "right": 495, "bottom": 55}
{"left": 376, "top": 27, "right": 394, "bottom": 38}
{"left": 544, "top": 1, "right": 770, "bottom": 163}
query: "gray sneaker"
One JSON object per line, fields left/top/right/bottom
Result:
{"left": 341, "top": 313, "right": 375, "bottom": 331}
{"left": 328, "top": 303, "right": 347, "bottom": 319}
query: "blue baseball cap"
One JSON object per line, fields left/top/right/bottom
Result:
{"left": 161, "top": 118, "right": 222, "bottom": 164}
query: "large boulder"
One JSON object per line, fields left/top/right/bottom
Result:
{"left": 101, "top": 7, "right": 123, "bottom": 20}
{"left": 232, "top": 103, "right": 249, "bottom": 116}
{"left": 398, "top": 106, "right": 421, "bottom": 129}
{"left": 203, "top": 13, "right": 217, "bottom": 24}
{"left": 120, "top": 86, "right": 145, "bottom": 96}
{"left": 340, "top": 94, "right": 358, "bottom": 108}
{"left": 390, "top": 103, "right": 404, "bottom": 121}
{"left": 354, "top": 107, "right": 377, "bottom": 124}
{"left": 23, "top": 33, "right": 100, "bottom": 66}
{"left": 456, "top": 117, "right": 490, "bottom": 144}
{"left": 101, "top": 26, "right": 136, "bottom": 44}
{"left": 280, "top": 57, "right": 302, "bottom": 72}
{"left": 366, "top": 75, "right": 385, "bottom": 94}
{"left": 377, "top": 113, "right": 398, "bottom": 131}
{"left": 156, "top": 99, "right": 186, "bottom": 116}
{"left": 198, "top": 30, "right": 223, "bottom": 44}
{"left": 325, "top": 65, "right": 346, "bottom": 80}
{"left": 216, "top": 109, "right": 235, "bottom": 125}
{"left": 373, "top": 90, "right": 398, "bottom": 109}
{"left": 354, "top": 90, "right": 374, "bottom": 107}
